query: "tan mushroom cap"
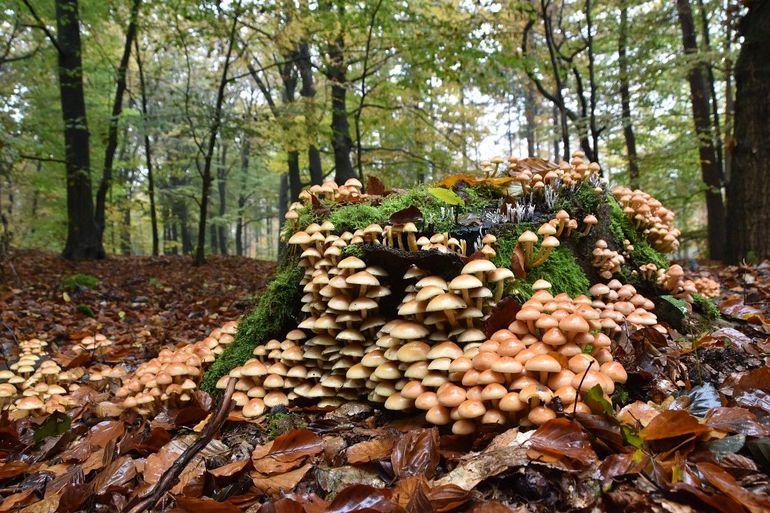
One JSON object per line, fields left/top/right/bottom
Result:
{"left": 390, "top": 322, "right": 430, "bottom": 340}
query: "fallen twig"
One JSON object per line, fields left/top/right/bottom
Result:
{"left": 122, "top": 376, "right": 237, "bottom": 513}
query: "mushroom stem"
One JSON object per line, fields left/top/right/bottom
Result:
{"left": 494, "top": 282, "right": 505, "bottom": 303}
{"left": 531, "top": 248, "right": 555, "bottom": 267}
{"left": 523, "top": 242, "right": 534, "bottom": 266}
{"left": 461, "top": 290, "right": 472, "bottom": 305}
{"left": 580, "top": 225, "right": 593, "bottom": 237}
{"left": 444, "top": 310, "right": 459, "bottom": 329}
{"left": 407, "top": 234, "right": 418, "bottom": 252}
{"left": 555, "top": 221, "right": 566, "bottom": 238}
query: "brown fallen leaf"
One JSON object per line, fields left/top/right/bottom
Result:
{"left": 0, "top": 460, "right": 31, "bottom": 480}
{"left": 91, "top": 455, "right": 137, "bottom": 496}
{"left": 346, "top": 436, "right": 397, "bottom": 464}
{"left": 528, "top": 418, "right": 597, "bottom": 467}
{"left": 251, "top": 463, "right": 312, "bottom": 496}
{"left": 0, "top": 489, "right": 36, "bottom": 512}
{"left": 325, "top": 484, "right": 402, "bottom": 513}
{"left": 638, "top": 410, "right": 711, "bottom": 441}
{"left": 174, "top": 496, "right": 244, "bottom": 513}
{"left": 705, "top": 407, "right": 770, "bottom": 437}
{"left": 392, "top": 428, "right": 440, "bottom": 479}
{"left": 268, "top": 429, "right": 323, "bottom": 463}
{"left": 617, "top": 401, "right": 660, "bottom": 427}
{"left": 697, "top": 462, "right": 770, "bottom": 513}
{"left": 427, "top": 484, "right": 472, "bottom": 513}
{"left": 209, "top": 458, "right": 250, "bottom": 478}
{"left": 19, "top": 496, "right": 59, "bottom": 513}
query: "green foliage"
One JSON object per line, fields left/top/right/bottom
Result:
{"left": 329, "top": 204, "right": 382, "bottom": 232}
{"left": 427, "top": 187, "right": 465, "bottom": 206}
{"left": 263, "top": 412, "right": 307, "bottom": 439}
{"left": 342, "top": 244, "right": 364, "bottom": 258}
{"left": 33, "top": 411, "right": 72, "bottom": 444}
{"left": 60, "top": 273, "right": 100, "bottom": 291}
{"left": 76, "top": 304, "right": 95, "bottom": 317}
{"left": 528, "top": 247, "right": 591, "bottom": 298}
{"left": 692, "top": 293, "right": 721, "bottom": 320}
{"left": 661, "top": 294, "right": 689, "bottom": 315}
{"left": 492, "top": 224, "right": 590, "bottom": 301}
{"left": 556, "top": 182, "right": 602, "bottom": 217}
{"left": 200, "top": 261, "right": 304, "bottom": 394}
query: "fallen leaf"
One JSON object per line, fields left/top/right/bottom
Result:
{"left": 174, "top": 496, "right": 244, "bottom": 513}
{"left": 392, "top": 428, "right": 440, "bottom": 479}
{"left": 734, "top": 367, "right": 770, "bottom": 414}
{"left": 0, "top": 460, "right": 31, "bottom": 480}
{"left": 427, "top": 484, "right": 471, "bottom": 513}
{"left": 705, "top": 407, "right": 770, "bottom": 437}
{"left": 528, "top": 418, "right": 597, "bottom": 466}
{"left": 209, "top": 459, "right": 250, "bottom": 477}
{"left": 251, "top": 463, "right": 312, "bottom": 496}
{"left": 346, "top": 436, "right": 397, "bottom": 464}
{"left": 268, "top": 429, "right": 323, "bottom": 463}
{"left": 638, "top": 410, "right": 710, "bottom": 441}
{"left": 91, "top": 455, "right": 136, "bottom": 495}
{"left": 697, "top": 462, "right": 770, "bottom": 513}
{"left": 617, "top": 401, "right": 661, "bottom": 427}
{"left": 325, "top": 484, "right": 400, "bottom": 513}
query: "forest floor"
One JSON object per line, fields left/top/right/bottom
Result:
{"left": 1, "top": 253, "right": 770, "bottom": 513}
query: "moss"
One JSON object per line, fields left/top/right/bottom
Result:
{"left": 76, "top": 304, "right": 95, "bottom": 317}
{"left": 556, "top": 182, "right": 602, "bottom": 217}
{"left": 263, "top": 412, "right": 307, "bottom": 439}
{"left": 329, "top": 204, "right": 382, "bottom": 232}
{"left": 491, "top": 224, "right": 590, "bottom": 300}
{"left": 527, "top": 246, "right": 591, "bottom": 298}
{"left": 693, "top": 293, "right": 721, "bottom": 320}
{"left": 342, "top": 244, "right": 364, "bottom": 258}
{"left": 60, "top": 273, "right": 99, "bottom": 291}
{"left": 608, "top": 196, "right": 668, "bottom": 270}
{"left": 200, "top": 261, "right": 304, "bottom": 395}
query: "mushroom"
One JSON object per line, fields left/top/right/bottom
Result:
{"left": 517, "top": 231, "right": 538, "bottom": 266}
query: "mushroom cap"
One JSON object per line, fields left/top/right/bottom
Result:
{"left": 525, "top": 354, "right": 562, "bottom": 373}
{"left": 426, "top": 292, "right": 466, "bottom": 312}
{"left": 480, "top": 383, "right": 507, "bottom": 401}
{"left": 437, "top": 384, "right": 466, "bottom": 407}
{"left": 518, "top": 231, "right": 538, "bottom": 243}
{"left": 538, "top": 223, "right": 557, "bottom": 236}
{"left": 559, "top": 314, "right": 590, "bottom": 334}
{"left": 385, "top": 392, "right": 412, "bottom": 411}
{"left": 390, "top": 322, "right": 430, "bottom": 340}
{"left": 457, "top": 399, "right": 486, "bottom": 419}
{"left": 499, "top": 392, "right": 526, "bottom": 412}
{"left": 347, "top": 271, "right": 379, "bottom": 287}
{"left": 427, "top": 341, "right": 463, "bottom": 360}
{"left": 396, "top": 341, "right": 431, "bottom": 362}
{"left": 462, "top": 260, "right": 497, "bottom": 275}
{"left": 415, "top": 276, "right": 448, "bottom": 290}
{"left": 242, "top": 398, "right": 266, "bottom": 418}
{"left": 16, "top": 396, "right": 44, "bottom": 410}
{"left": 425, "top": 405, "right": 451, "bottom": 425}
{"left": 528, "top": 406, "right": 556, "bottom": 425}
{"left": 449, "top": 274, "right": 483, "bottom": 291}
{"left": 415, "top": 286, "right": 445, "bottom": 302}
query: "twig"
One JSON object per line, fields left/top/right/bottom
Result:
{"left": 122, "top": 377, "right": 237, "bottom": 513}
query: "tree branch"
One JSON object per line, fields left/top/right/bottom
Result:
{"left": 20, "top": 0, "right": 61, "bottom": 54}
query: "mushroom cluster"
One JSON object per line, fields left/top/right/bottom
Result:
{"left": 114, "top": 322, "right": 237, "bottom": 415}
{"left": 692, "top": 276, "right": 720, "bottom": 298}
{"left": 657, "top": 264, "right": 698, "bottom": 303}
{"left": 76, "top": 334, "right": 112, "bottom": 353}
{"left": 592, "top": 240, "right": 625, "bottom": 279}
{"left": 588, "top": 280, "right": 662, "bottom": 334}
{"left": 612, "top": 186, "right": 680, "bottom": 253}
{"left": 507, "top": 151, "right": 602, "bottom": 193}
{"left": 0, "top": 338, "right": 80, "bottom": 419}
{"left": 285, "top": 179, "right": 366, "bottom": 226}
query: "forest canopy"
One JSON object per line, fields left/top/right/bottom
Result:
{"left": 0, "top": 0, "right": 766, "bottom": 264}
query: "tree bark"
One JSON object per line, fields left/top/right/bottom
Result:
{"left": 325, "top": 1, "right": 356, "bottom": 184}
{"left": 217, "top": 143, "right": 228, "bottom": 255}
{"left": 618, "top": 0, "right": 640, "bottom": 188}
{"left": 194, "top": 9, "right": 239, "bottom": 266}
{"left": 726, "top": 0, "right": 770, "bottom": 263}
{"left": 56, "top": 0, "right": 105, "bottom": 260}
{"left": 676, "top": 0, "right": 727, "bottom": 260}
{"left": 524, "top": 80, "right": 537, "bottom": 157}
{"left": 94, "top": 0, "right": 141, "bottom": 238}
{"left": 235, "top": 139, "right": 249, "bottom": 257}
{"left": 135, "top": 35, "right": 159, "bottom": 256}
{"left": 296, "top": 41, "right": 323, "bottom": 186}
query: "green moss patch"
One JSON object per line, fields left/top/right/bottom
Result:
{"left": 693, "top": 293, "right": 721, "bottom": 320}
{"left": 200, "top": 262, "right": 304, "bottom": 395}
{"left": 555, "top": 182, "right": 602, "bottom": 218}
{"left": 60, "top": 273, "right": 99, "bottom": 291}
{"left": 329, "top": 204, "right": 382, "bottom": 232}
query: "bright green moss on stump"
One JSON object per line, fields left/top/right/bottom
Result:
{"left": 693, "top": 293, "right": 721, "bottom": 320}
{"left": 200, "top": 262, "right": 304, "bottom": 395}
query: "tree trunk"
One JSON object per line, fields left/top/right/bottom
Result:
{"left": 326, "top": 2, "right": 356, "bottom": 184}
{"left": 277, "top": 173, "right": 289, "bottom": 258}
{"left": 676, "top": 0, "right": 727, "bottom": 260}
{"left": 194, "top": 10, "right": 238, "bottom": 266}
{"left": 524, "top": 80, "right": 537, "bottom": 157}
{"left": 95, "top": 0, "right": 141, "bottom": 238}
{"left": 235, "top": 139, "right": 249, "bottom": 257}
{"left": 726, "top": 0, "right": 770, "bottom": 263}
{"left": 618, "top": 0, "right": 640, "bottom": 188}
{"left": 296, "top": 41, "right": 323, "bottom": 185}
{"left": 217, "top": 143, "right": 228, "bottom": 255}
{"left": 56, "top": 0, "right": 105, "bottom": 260}
{"left": 135, "top": 35, "right": 159, "bottom": 256}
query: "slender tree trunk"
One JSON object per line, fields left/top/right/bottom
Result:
{"left": 325, "top": 2, "right": 356, "bottom": 184}
{"left": 618, "top": 0, "right": 640, "bottom": 188}
{"left": 194, "top": 9, "right": 239, "bottom": 266}
{"left": 217, "top": 143, "right": 228, "bottom": 255}
{"left": 209, "top": 216, "right": 219, "bottom": 255}
{"left": 524, "top": 80, "right": 537, "bottom": 157}
{"left": 277, "top": 173, "right": 288, "bottom": 258}
{"left": 540, "top": 0, "right": 570, "bottom": 160}
{"left": 676, "top": 0, "right": 727, "bottom": 260}
{"left": 56, "top": 0, "right": 105, "bottom": 260}
{"left": 696, "top": 0, "right": 724, "bottom": 174}
{"left": 135, "top": 36, "right": 159, "bottom": 256}
{"left": 726, "top": 0, "right": 770, "bottom": 263}
{"left": 235, "top": 139, "right": 249, "bottom": 257}
{"left": 552, "top": 105, "right": 560, "bottom": 161}
{"left": 95, "top": 0, "right": 141, "bottom": 238}
{"left": 296, "top": 41, "right": 323, "bottom": 185}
